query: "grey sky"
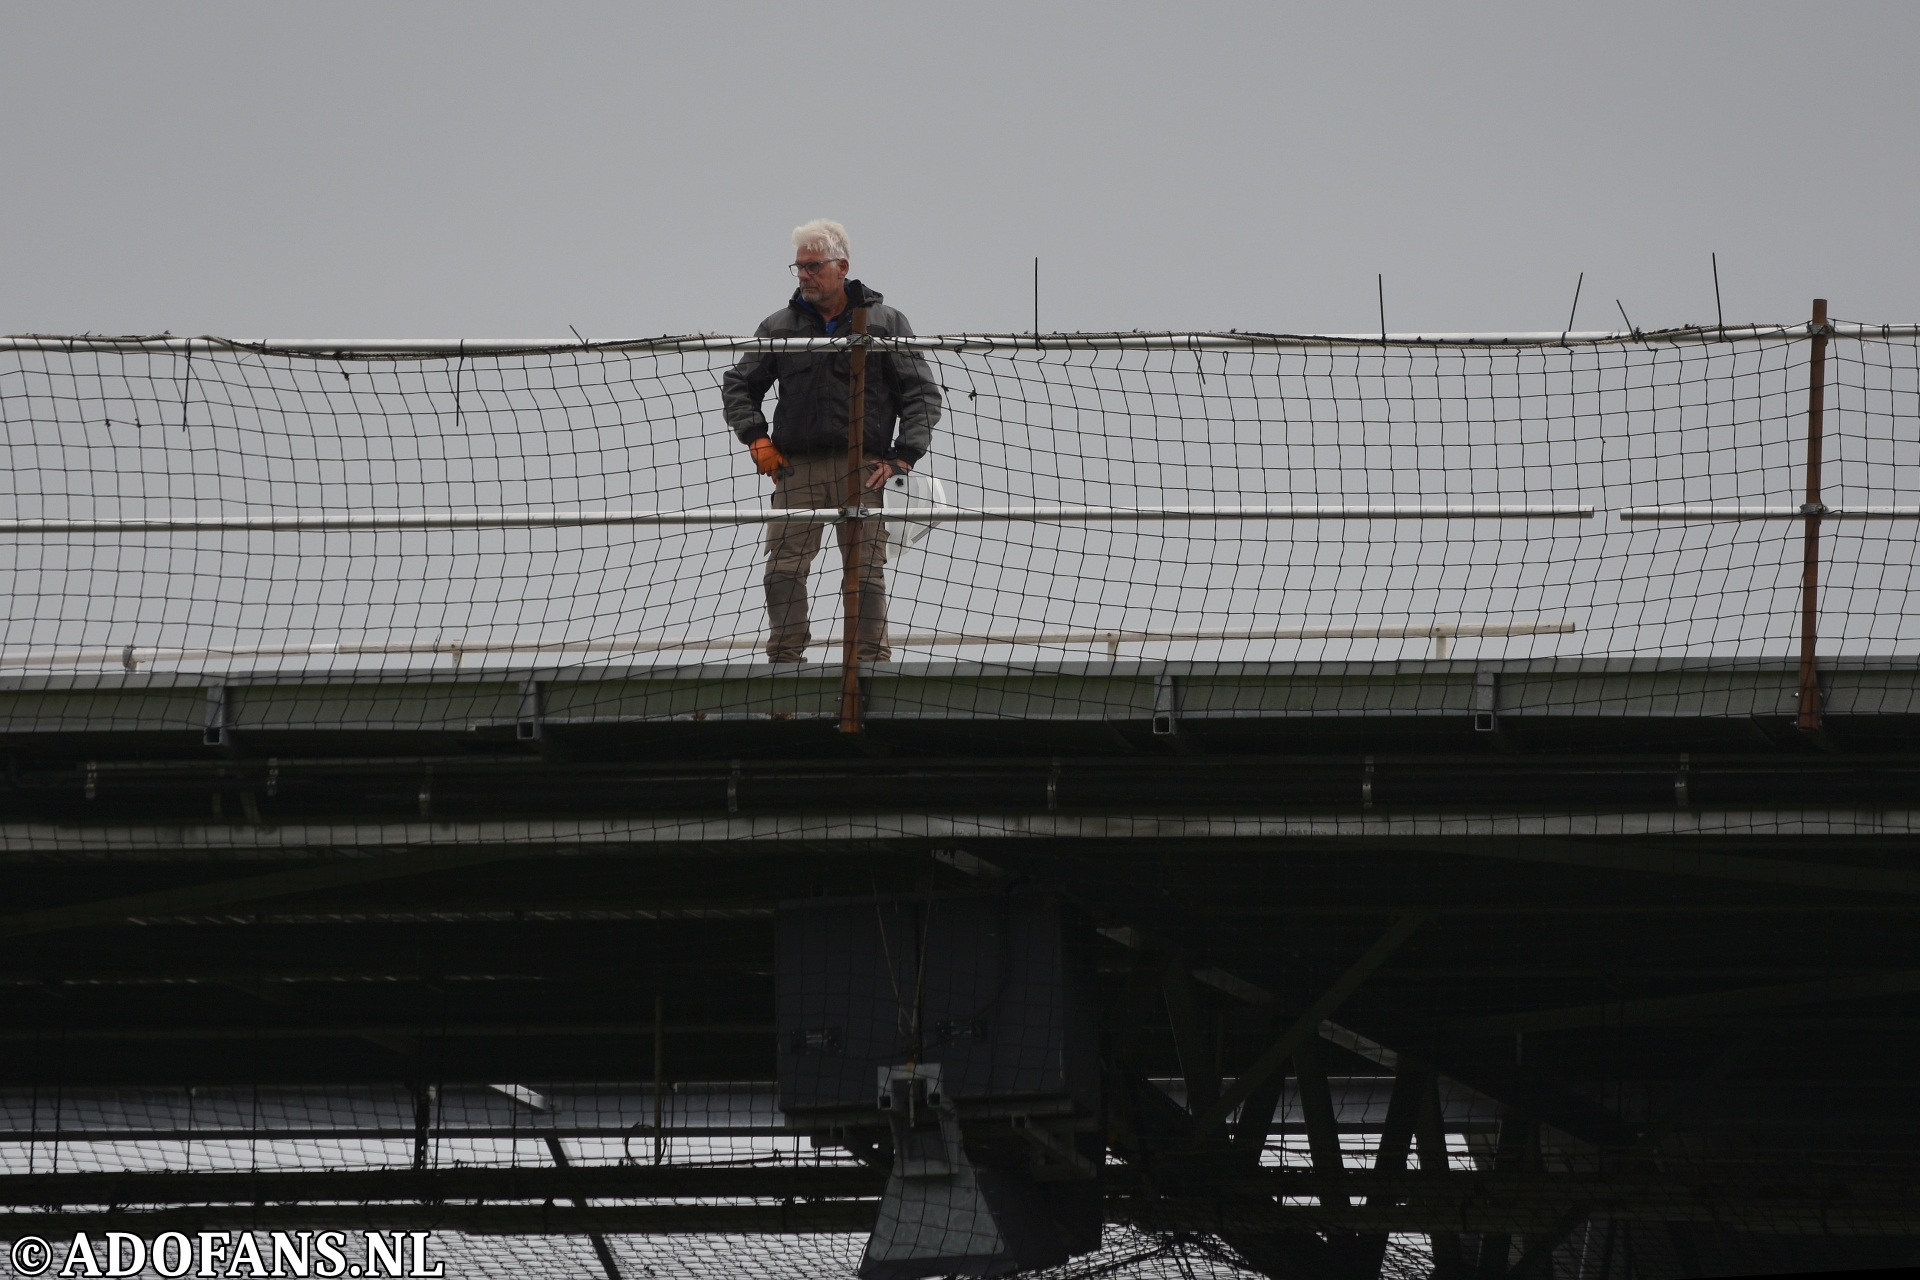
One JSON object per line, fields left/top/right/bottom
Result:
{"left": 3, "top": 2, "right": 1915, "bottom": 340}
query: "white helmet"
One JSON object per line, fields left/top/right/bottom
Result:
{"left": 883, "top": 469, "right": 952, "bottom": 552}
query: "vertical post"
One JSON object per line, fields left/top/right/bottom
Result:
{"left": 1798, "top": 298, "right": 1828, "bottom": 732}
{"left": 410, "top": 1083, "right": 432, "bottom": 1171}
{"left": 652, "top": 992, "right": 665, "bottom": 1165}
{"left": 840, "top": 308, "right": 869, "bottom": 734}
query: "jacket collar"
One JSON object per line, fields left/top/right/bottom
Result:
{"left": 790, "top": 279, "right": 882, "bottom": 330}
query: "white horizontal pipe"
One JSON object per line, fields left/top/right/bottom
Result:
{"left": 826, "top": 622, "right": 1577, "bottom": 650}
{"left": 0, "top": 511, "right": 796, "bottom": 534}
{"left": 704, "top": 622, "right": 1578, "bottom": 651}
{"left": 4, "top": 323, "right": 1909, "bottom": 357}
{"left": 881, "top": 505, "right": 1595, "bottom": 521}
{"left": 0, "top": 623, "right": 1578, "bottom": 670}
{"left": 1619, "top": 506, "right": 1920, "bottom": 521}
{"left": 0, "top": 505, "right": 1593, "bottom": 535}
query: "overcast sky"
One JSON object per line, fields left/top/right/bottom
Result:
{"left": 3, "top": 2, "right": 1915, "bottom": 340}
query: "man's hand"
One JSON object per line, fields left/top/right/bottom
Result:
{"left": 749, "top": 437, "right": 791, "bottom": 479}
{"left": 865, "top": 457, "right": 911, "bottom": 491}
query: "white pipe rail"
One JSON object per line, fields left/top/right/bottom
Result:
{"left": 1620, "top": 506, "right": 1920, "bottom": 521}
{"left": 0, "top": 622, "right": 1576, "bottom": 671}
{"left": 4, "top": 323, "right": 1913, "bottom": 357}
{"left": 0, "top": 505, "right": 1593, "bottom": 536}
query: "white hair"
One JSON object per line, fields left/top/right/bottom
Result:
{"left": 792, "top": 219, "right": 849, "bottom": 262}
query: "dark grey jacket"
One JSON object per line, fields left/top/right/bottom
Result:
{"left": 721, "top": 280, "right": 942, "bottom": 463}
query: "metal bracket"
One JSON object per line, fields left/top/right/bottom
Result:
{"left": 876, "top": 1064, "right": 960, "bottom": 1178}
{"left": 1473, "top": 671, "right": 1499, "bottom": 732}
{"left": 1152, "top": 672, "right": 1178, "bottom": 735}
{"left": 1047, "top": 757, "right": 1061, "bottom": 811}
{"left": 1674, "top": 753, "right": 1690, "bottom": 809}
{"left": 517, "top": 679, "right": 544, "bottom": 741}
{"left": 728, "top": 759, "right": 742, "bottom": 814}
{"left": 204, "top": 686, "right": 231, "bottom": 746}
{"left": 1362, "top": 755, "right": 1375, "bottom": 809}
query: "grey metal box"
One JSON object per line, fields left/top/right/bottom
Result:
{"left": 777, "top": 892, "right": 1098, "bottom": 1120}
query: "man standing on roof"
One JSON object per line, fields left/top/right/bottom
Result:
{"left": 723, "top": 219, "right": 942, "bottom": 663}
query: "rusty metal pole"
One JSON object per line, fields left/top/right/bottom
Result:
{"left": 1797, "top": 298, "right": 1829, "bottom": 732}
{"left": 840, "top": 308, "right": 869, "bottom": 734}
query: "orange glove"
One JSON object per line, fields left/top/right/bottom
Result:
{"left": 748, "top": 437, "right": 790, "bottom": 478}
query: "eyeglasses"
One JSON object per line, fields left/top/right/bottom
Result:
{"left": 789, "top": 259, "right": 842, "bottom": 277}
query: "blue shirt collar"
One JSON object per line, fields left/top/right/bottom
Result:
{"left": 793, "top": 285, "right": 862, "bottom": 335}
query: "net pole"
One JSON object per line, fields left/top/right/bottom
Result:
{"left": 840, "top": 307, "right": 869, "bottom": 734}
{"left": 1797, "top": 298, "right": 1828, "bottom": 732}
{"left": 652, "top": 993, "right": 665, "bottom": 1166}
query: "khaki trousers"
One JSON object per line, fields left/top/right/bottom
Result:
{"left": 765, "top": 454, "right": 890, "bottom": 662}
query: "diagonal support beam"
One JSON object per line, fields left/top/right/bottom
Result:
{"left": 1088, "top": 883, "right": 1637, "bottom": 1153}
{"left": 1359, "top": 1031, "right": 1638, "bottom": 1151}
{"left": 1350, "top": 1065, "right": 1429, "bottom": 1280}
{"left": 1001, "top": 858, "right": 1639, "bottom": 1165}
{"left": 546, "top": 1135, "right": 624, "bottom": 1280}
{"left": 1293, "top": 1037, "right": 1375, "bottom": 1280}
{"left": 1162, "top": 952, "right": 1222, "bottom": 1116}
{"left": 0, "top": 846, "right": 532, "bottom": 941}
{"left": 1229, "top": 1059, "right": 1289, "bottom": 1172}
{"left": 1294, "top": 1037, "right": 1349, "bottom": 1211}
{"left": 1191, "top": 914, "right": 1426, "bottom": 1143}
{"left": 1416, "top": 1074, "right": 1469, "bottom": 1280}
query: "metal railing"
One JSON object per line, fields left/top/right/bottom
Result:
{"left": 0, "top": 506, "right": 1594, "bottom": 535}
{"left": 0, "top": 306, "right": 1898, "bottom": 732}
{"left": 5, "top": 321, "right": 1915, "bottom": 357}
{"left": 0, "top": 622, "right": 1576, "bottom": 671}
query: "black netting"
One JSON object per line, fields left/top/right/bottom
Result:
{"left": 2, "top": 324, "right": 1916, "bottom": 1280}
{"left": 2, "top": 327, "right": 1912, "bottom": 685}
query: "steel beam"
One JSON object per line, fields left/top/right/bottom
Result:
{"left": 1452, "top": 970, "right": 1920, "bottom": 1036}
{"left": 10, "top": 813, "right": 1920, "bottom": 863}
{"left": 8, "top": 1170, "right": 1919, "bottom": 1237}
{"left": 0, "top": 846, "right": 537, "bottom": 940}
{"left": 0, "top": 1164, "right": 882, "bottom": 1205}
{"left": 0, "top": 1020, "right": 767, "bottom": 1042}
{"left": 0, "top": 1202, "right": 880, "bottom": 1237}
{"left": 1450, "top": 839, "right": 1920, "bottom": 897}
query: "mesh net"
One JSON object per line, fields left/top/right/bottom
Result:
{"left": 2, "top": 325, "right": 1918, "bottom": 1280}
{"left": 1, "top": 327, "right": 1914, "bottom": 682}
